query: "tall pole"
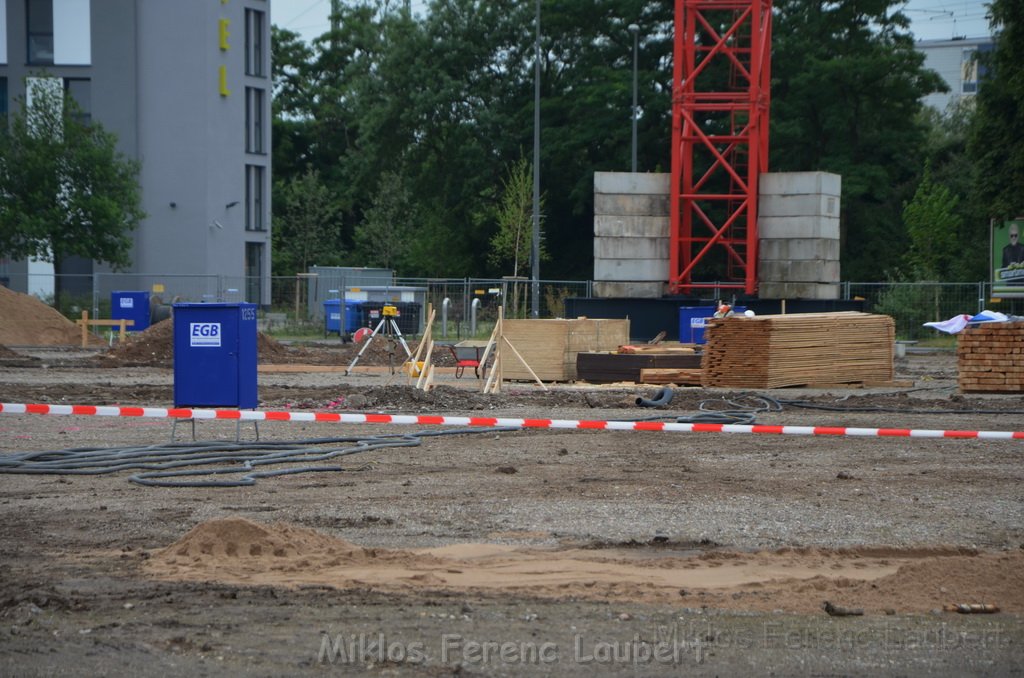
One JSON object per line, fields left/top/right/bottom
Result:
{"left": 531, "top": 0, "right": 541, "bottom": 319}
{"left": 629, "top": 23, "right": 639, "bottom": 173}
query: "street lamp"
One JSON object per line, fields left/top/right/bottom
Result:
{"left": 532, "top": 0, "right": 541, "bottom": 318}
{"left": 628, "top": 23, "right": 639, "bottom": 173}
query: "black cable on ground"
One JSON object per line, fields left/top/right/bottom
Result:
{"left": 0, "top": 428, "right": 520, "bottom": 488}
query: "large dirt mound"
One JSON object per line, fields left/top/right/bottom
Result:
{"left": 98, "top": 315, "right": 452, "bottom": 368}
{"left": 99, "top": 318, "right": 292, "bottom": 367}
{"left": 0, "top": 285, "right": 104, "bottom": 347}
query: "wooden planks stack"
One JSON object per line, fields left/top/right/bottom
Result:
{"left": 501, "top": 319, "right": 630, "bottom": 381}
{"left": 701, "top": 312, "right": 894, "bottom": 388}
{"left": 958, "top": 322, "right": 1024, "bottom": 393}
{"left": 576, "top": 351, "right": 702, "bottom": 384}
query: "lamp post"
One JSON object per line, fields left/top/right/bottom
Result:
{"left": 628, "top": 23, "right": 639, "bottom": 173}
{"left": 531, "top": 0, "right": 541, "bottom": 318}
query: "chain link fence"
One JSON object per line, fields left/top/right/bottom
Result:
{"left": 3, "top": 272, "right": 1021, "bottom": 342}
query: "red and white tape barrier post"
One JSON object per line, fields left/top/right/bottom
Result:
{"left": 1, "top": 402, "right": 1023, "bottom": 441}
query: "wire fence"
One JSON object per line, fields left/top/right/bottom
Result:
{"left": 2, "top": 272, "right": 1021, "bottom": 342}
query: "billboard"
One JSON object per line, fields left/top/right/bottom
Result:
{"left": 993, "top": 218, "right": 1024, "bottom": 298}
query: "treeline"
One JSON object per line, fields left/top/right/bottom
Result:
{"left": 270, "top": 0, "right": 1022, "bottom": 284}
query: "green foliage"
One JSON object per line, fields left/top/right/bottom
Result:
{"left": 871, "top": 283, "right": 940, "bottom": 341}
{"left": 770, "top": 0, "right": 947, "bottom": 281}
{"left": 272, "top": 167, "right": 344, "bottom": 275}
{"left": 488, "top": 157, "right": 547, "bottom": 278}
{"left": 271, "top": 0, "right": 669, "bottom": 280}
{"left": 0, "top": 80, "right": 144, "bottom": 277}
{"left": 968, "top": 0, "right": 1024, "bottom": 221}
{"left": 353, "top": 171, "right": 415, "bottom": 270}
{"left": 901, "top": 165, "right": 961, "bottom": 280}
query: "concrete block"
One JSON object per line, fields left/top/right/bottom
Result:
{"left": 759, "top": 259, "right": 841, "bottom": 283}
{"left": 759, "top": 238, "right": 840, "bottom": 261}
{"left": 594, "top": 215, "right": 669, "bottom": 238}
{"left": 760, "top": 171, "right": 841, "bottom": 197}
{"left": 594, "top": 258, "right": 670, "bottom": 281}
{"left": 592, "top": 281, "right": 665, "bottom": 298}
{"left": 594, "top": 172, "right": 670, "bottom": 195}
{"left": 594, "top": 193, "right": 670, "bottom": 217}
{"left": 757, "top": 281, "right": 841, "bottom": 300}
{"left": 758, "top": 216, "right": 840, "bottom": 239}
{"left": 594, "top": 237, "right": 668, "bottom": 260}
{"left": 758, "top": 193, "right": 840, "bottom": 218}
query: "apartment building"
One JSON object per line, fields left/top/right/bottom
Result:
{"left": 916, "top": 36, "right": 993, "bottom": 114}
{"left": 0, "top": 0, "right": 271, "bottom": 304}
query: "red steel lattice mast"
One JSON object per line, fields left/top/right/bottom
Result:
{"left": 670, "top": 0, "right": 772, "bottom": 296}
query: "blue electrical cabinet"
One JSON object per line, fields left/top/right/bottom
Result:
{"left": 173, "top": 303, "right": 258, "bottom": 408}
{"left": 679, "top": 306, "right": 746, "bottom": 344}
{"left": 111, "top": 291, "right": 150, "bottom": 332}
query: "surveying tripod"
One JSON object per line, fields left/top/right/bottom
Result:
{"left": 344, "top": 305, "right": 413, "bottom": 375}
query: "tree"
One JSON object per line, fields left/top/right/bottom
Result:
{"left": 901, "top": 164, "right": 961, "bottom": 280}
{"left": 272, "top": 167, "right": 344, "bottom": 275}
{"left": 271, "top": 1, "right": 674, "bottom": 280}
{"left": 0, "top": 80, "right": 144, "bottom": 294}
{"left": 352, "top": 171, "right": 415, "bottom": 270}
{"left": 488, "top": 156, "right": 547, "bottom": 278}
{"left": 770, "top": 0, "right": 947, "bottom": 280}
{"left": 968, "top": 0, "right": 1024, "bottom": 221}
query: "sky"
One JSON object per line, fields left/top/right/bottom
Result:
{"left": 271, "top": 0, "right": 994, "bottom": 46}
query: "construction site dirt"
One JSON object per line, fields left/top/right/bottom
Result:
{"left": 1, "top": 338, "right": 1023, "bottom": 676}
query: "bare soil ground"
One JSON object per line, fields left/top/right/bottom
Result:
{"left": 1, "top": 300, "right": 1023, "bottom": 676}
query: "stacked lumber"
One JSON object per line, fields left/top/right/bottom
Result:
{"left": 502, "top": 319, "right": 630, "bottom": 381}
{"left": 618, "top": 342, "right": 697, "bottom": 354}
{"left": 576, "top": 351, "right": 702, "bottom": 384}
{"left": 639, "top": 368, "right": 703, "bottom": 385}
{"left": 958, "top": 322, "right": 1024, "bottom": 393}
{"left": 701, "top": 312, "right": 894, "bottom": 388}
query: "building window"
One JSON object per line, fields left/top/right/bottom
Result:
{"left": 245, "top": 87, "right": 265, "bottom": 153}
{"left": 245, "top": 242, "right": 264, "bottom": 304}
{"left": 0, "top": 78, "right": 7, "bottom": 126}
{"left": 27, "top": 0, "right": 54, "bottom": 65}
{"left": 245, "top": 9, "right": 265, "bottom": 77}
{"left": 1, "top": 0, "right": 8, "bottom": 65}
{"left": 246, "top": 164, "right": 265, "bottom": 231}
{"left": 64, "top": 78, "right": 90, "bottom": 125}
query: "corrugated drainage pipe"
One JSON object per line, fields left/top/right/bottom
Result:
{"left": 636, "top": 387, "right": 674, "bottom": 408}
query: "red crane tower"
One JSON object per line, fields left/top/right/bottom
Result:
{"left": 670, "top": 0, "right": 772, "bottom": 296}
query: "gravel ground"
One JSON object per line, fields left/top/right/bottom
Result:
{"left": 1, "top": 347, "right": 1023, "bottom": 676}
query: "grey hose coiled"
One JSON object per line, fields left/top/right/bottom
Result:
{"left": 636, "top": 387, "right": 675, "bottom": 408}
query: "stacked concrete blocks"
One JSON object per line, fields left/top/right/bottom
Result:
{"left": 592, "top": 172, "right": 670, "bottom": 298}
{"left": 757, "top": 172, "right": 842, "bottom": 300}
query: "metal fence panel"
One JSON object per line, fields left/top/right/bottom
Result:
{"left": 4, "top": 272, "right": 1017, "bottom": 343}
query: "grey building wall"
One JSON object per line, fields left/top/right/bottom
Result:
{"left": 0, "top": 1, "right": 272, "bottom": 304}
{"left": 917, "top": 36, "right": 992, "bottom": 114}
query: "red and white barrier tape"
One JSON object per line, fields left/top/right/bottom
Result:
{"left": 2, "top": 402, "right": 1022, "bottom": 440}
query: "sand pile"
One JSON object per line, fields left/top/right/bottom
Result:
{"left": 159, "top": 517, "right": 368, "bottom": 561}
{"left": 0, "top": 285, "right": 104, "bottom": 347}
{"left": 148, "top": 518, "right": 1024, "bottom": 614}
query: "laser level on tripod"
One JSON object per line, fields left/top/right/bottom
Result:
{"left": 344, "top": 304, "right": 412, "bottom": 375}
